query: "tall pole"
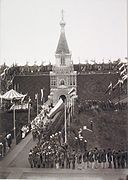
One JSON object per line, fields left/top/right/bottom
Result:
{"left": 28, "top": 103, "right": 31, "bottom": 124}
{"left": 37, "top": 93, "right": 38, "bottom": 116}
{"left": 68, "top": 101, "right": 71, "bottom": 128}
{"left": 119, "top": 81, "right": 121, "bottom": 103}
{"left": 72, "top": 97, "right": 74, "bottom": 116}
{"left": 71, "top": 98, "right": 73, "bottom": 118}
{"left": 64, "top": 103, "right": 67, "bottom": 144}
{"left": 13, "top": 105, "right": 16, "bottom": 144}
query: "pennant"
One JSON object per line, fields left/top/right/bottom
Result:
{"left": 122, "top": 74, "right": 128, "bottom": 81}
{"left": 105, "top": 82, "right": 113, "bottom": 94}
{"left": 35, "top": 93, "right": 38, "bottom": 100}
{"left": 28, "top": 96, "right": 31, "bottom": 103}
{"left": 119, "top": 64, "right": 125, "bottom": 71}
{"left": 113, "top": 79, "right": 123, "bottom": 91}
{"left": 68, "top": 88, "right": 75, "bottom": 95}
{"left": 120, "top": 68, "right": 127, "bottom": 76}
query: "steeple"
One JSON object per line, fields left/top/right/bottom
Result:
{"left": 60, "top": 9, "right": 66, "bottom": 30}
{"left": 56, "top": 10, "right": 70, "bottom": 54}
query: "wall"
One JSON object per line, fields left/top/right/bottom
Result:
{"left": 13, "top": 75, "right": 50, "bottom": 103}
{"left": 77, "top": 73, "right": 119, "bottom": 101}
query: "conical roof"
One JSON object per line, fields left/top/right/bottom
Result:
{"left": 1, "top": 89, "right": 26, "bottom": 100}
{"left": 56, "top": 31, "right": 70, "bottom": 54}
{"left": 56, "top": 11, "right": 70, "bottom": 54}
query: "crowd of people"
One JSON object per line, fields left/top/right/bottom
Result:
{"left": 0, "top": 132, "right": 12, "bottom": 158}
{"left": 31, "top": 104, "right": 54, "bottom": 142}
{"left": 28, "top": 95, "right": 128, "bottom": 170}
{"left": 28, "top": 132, "right": 128, "bottom": 170}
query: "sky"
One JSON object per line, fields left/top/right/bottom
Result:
{"left": 0, "top": 0, "right": 127, "bottom": 66}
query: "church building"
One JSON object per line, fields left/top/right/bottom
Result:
{"left": 49, "top": 11, "right": 77, "bottom": 105}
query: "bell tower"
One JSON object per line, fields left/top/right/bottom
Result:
{"left": 49, "top": 10, "right": 77, "bottom": 105}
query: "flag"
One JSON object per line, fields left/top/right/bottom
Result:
{"left": 28, "top": 96, "right": 31, "bottom": 103}
{"left": 35, "top": 93, "right": 38, "bottom": 100}
{"left": 41, "top": 89, "right": 44, "bottom": 101}
{"left": 90, "top": 59, "right": 96, "bottom": 64}
{"left": 105, "top": 82, "right": 113, "bottom": 95}
{"left": 120, "top": 68, "right": 127, "bottom": 76}
{"left": 117, "top": 59, "right": 122, "bottom": 66}
{"left": 113, "top": 79, "right": 123, "bottom": 91}
{"left": 122, "top": 74, "right": 128, "bottom": 81}
{"left": 68, "top": 88, "right": 75, "bottom": 95}
{"left": 119, "top": 64, "right": 125, "bottom": 71}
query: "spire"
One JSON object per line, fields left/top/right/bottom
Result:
{"left": 60, "top": 9, "right": 65, "bottom": 30}
{"left": 56, "top": 10, "right": 70, "bottom": 54}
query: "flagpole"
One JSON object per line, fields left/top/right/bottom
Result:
{"left": 119, "top": 81, "right": 121, "bottom": 103}
{"left": 72, "top": 97, "right": 74, "bottom": 116}
{"left": 68, "top": 100, "right": 71, "bottom": 128}
{"left": 13, "top": 104, "right": 16, "bottom": 144}
{"left": 64, "top": 103, "right": 67, "bottom": 144}
{"left": 28, "top": 98, "right": 31, "bottom": 124}
{"left": 37, "top": 93, "right": 38, "bottom": 116}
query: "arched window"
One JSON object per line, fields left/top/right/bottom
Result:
{"left": 60, "top": 79, "right": 65, "bottom": 85}
{"left": 60, "top": 56, "right": 65, "bottom": 65}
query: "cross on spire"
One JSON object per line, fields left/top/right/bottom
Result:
{"left": 60, "top": 9, "right": 65, "bottom": 29}
{"left": 61, "top": 9, "right": 64, "bottom": 21}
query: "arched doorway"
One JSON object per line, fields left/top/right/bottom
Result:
{"left": 59, "top": 95, "right": 66, "bottom": 102}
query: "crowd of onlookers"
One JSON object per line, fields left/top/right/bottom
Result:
{"left": 0, "top": 133, "right": 12, "bottom": 158}
{"left": 28, "top": 131, "right": 128, "bottom": 169}
{"left": 28, "top": 102, "right": 128, "bottom": 169}
{"left": 77, "top": 100, "right": 128, "bottom": 113}
{"left": 31, "top": 104, "right": 54, "bottom": 142}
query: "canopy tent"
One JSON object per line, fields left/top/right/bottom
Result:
{"left": 1, "top": 89, "right": 26, "bottom": 101}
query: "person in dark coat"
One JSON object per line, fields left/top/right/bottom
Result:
{"left": 107, "top": 148, "right": 112, "bottom": 168}
{"left": 6, "top": 133, "right": 12, "bottom": 148}
{"left": 36, "top": 152, "right": 41, "bottom": 168}
{"left": 28, "top": 150, "right": 34, "bottom": 168}
{"left": 71, "top": 150, "right": 76, "bottom": 169}
{"left": 89, "top": 150, "right": 94, "bottom": 168}
{"left": 94, "top": 147, "right": 99, "bottom": 169}
{"left": 112, "top": 150, "right": 117, "bottom": 169}
{"left": 101, "top": 149, "right": 106, "bottom": 168}
{"left": 86, "top": 150, "right": 90, "bottom": 168}
{"left": 117, "top": 150, "right": 121, "bottom": 168}
{"left": 98, "top": 149, "right": 102, "bottom": 168}
{"left": 83, "top": 150, "right": 88, "bottom": 169}
{"left": 125, "top": 150, "right": 128, "bottom": 168}
{"left": 66, "top": 150, "right": 71, "bottom": 169}
{"left": 120, "top": 150, "right": 125, "bottom": 168}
